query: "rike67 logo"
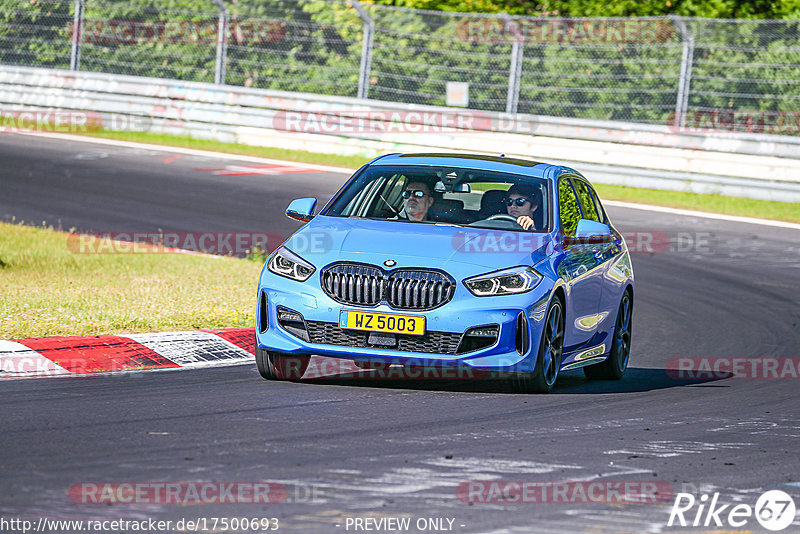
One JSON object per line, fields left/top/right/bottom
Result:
{"left": 668, "top": 490, "right": 796, "bottom": 531}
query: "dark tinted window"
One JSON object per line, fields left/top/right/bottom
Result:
{"left": 589, "top": 186, "right": 607, "bottom": 223}
{"left": 558, "top": 178, "right": 581, "bottom": 237}
{"left": 572, "top": 179, "right": 601, "bottom": 222}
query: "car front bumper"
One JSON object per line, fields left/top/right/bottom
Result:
{"left": 256, "top": 274, "right": 555, "bottom": 373}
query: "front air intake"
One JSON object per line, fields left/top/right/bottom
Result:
{"left": 276, "top": 306, "right": 310, "bottom": 342}
{"left": 258, "top": 289, "right": 269, "bottom": 333}
{"left": 515, "top": 312, "right": 529, "bottom": 355}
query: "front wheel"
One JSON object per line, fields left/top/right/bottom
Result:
{"left": 584, "top": 290, "right": 632, "bottom": 380}
{"left": 509, "top": 296, "right": 564, "bottom": 393}
{"left": 254, "top": 334, "right": 310, "bottom": 381}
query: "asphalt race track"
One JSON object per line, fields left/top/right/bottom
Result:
{"left": 2, "top": 133, "right": 799, "bottom": 533}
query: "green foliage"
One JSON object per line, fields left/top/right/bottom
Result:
{"left": 0, "top": 0, "right": 73, "bottom": 68}
{"left": 558, "top": 177, "right": 580, "bottom": 236}
{"left": 373, "top": 0, "right": 800, "bottom": 18}
{"left": 1, "top": 0, "right": 797, "bottom": 128}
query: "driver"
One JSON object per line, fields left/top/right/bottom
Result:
{"left": 505, "top": 184, "right": 540, "bottom": 231}
{"left": 400, "top": 181, "right": 434, "bottom": 222}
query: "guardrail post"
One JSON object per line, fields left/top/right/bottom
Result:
{"left": 671, "top": 16, "right": 694, "bottom": 129}
{"left": 211, "top": 0, "right": 229, "bottom": 85}
{"left": 70, "top": 0, "right": 84, "bottom": 71}
{"left": 351, "top": 0, "right": 374, "bottom": 100}
{"left": 503, "top": 14, "right": 522, "bottom": 114}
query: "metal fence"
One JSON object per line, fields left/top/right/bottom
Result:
{"left": 1, "top": 0, "right": 799, "bottom": 130}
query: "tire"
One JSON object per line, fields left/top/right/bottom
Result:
{"left": 584, "top": 290, "right": 632, "bottom": 381}
{"left": 509, "top": 296, "right": 564, "bottom": 393}
{"left": 254, "top": 333, "right": 310, "bottom": 381}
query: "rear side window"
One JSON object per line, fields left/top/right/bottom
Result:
{"left": 589, "top": 186, "right": 607, "bottom": 223}
{"left": 558, "top": 178, "right": 581, "bottom": 237}
{"left": 572, "top": 179, "right": 601, "bottom": 222}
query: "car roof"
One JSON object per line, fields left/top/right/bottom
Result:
{"left": 369, "top": 153, "right": 568, "bottom": 179}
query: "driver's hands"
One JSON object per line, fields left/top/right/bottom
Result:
{"left": 516, "top": 215, "right": 535, "bottom": 230}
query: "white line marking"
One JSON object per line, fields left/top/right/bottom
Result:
{"left": 11, "top": 131, "right": 797, "bottom": 228}
{"left": 604, "top": 200, "right": 800, "bottom": 230}
{"left": 12, "top": 131, "right": 354, "bottom": 174}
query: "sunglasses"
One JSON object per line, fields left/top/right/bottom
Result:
{"left": 505, "top": 197, "right": 530, "bottom": 207}
{"left": 402, "top": 189, "right": 427, "bottom": 199}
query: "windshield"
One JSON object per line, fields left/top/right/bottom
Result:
{"left": 322, "top": 165, "right": 550, "bottom": 232}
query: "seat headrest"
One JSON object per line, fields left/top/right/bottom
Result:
{"left": 428, "top": 198, "right": 463, "bottom": 222}
{"left": 479, "top": 190, "right": 507, "bottom": 217}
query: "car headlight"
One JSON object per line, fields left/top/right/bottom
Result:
{"left": 267, "top": 246, "right": 316, "bottom": 281}
{"left": 464, "top": 266, "right": 542, "bottom": 296}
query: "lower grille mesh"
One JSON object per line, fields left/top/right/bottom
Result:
{"left": 305, "top": 321, "right": 462, "bottom": 355}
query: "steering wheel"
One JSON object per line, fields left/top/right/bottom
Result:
{"left": 486, "top": 214, "right": 518, "bottom": 223}
{"left": 471, "top": 213, "right": 523, "bottom": 229}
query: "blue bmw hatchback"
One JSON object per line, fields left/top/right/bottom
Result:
{"left": 255, "top": 153, "right": 634, "bottom": 392}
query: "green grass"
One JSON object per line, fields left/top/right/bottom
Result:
{"left": 593, "top": 184, "right": 800, "bottom": 223}
{"left": 78, "top": 129, "right": 800, "bottom": 224}
{"left": 0, "top": 222, "right": 262, "bottom": 339}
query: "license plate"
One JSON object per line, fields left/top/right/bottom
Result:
{"left": 339, "top": 310, "right": 426, "bottom": 336}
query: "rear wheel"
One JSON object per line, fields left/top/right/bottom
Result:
{"left": 254, "top": 334, "right": 310, "bottom": 381}
{"left": 509, "top": 296, "right": 564, "bottom": 393}
{"left": 584, "top": 290, "right": 632, "bottom": 380}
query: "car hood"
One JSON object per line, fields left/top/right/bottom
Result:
{"left": 283, "top": 216, "right": 553, "bottom": 273}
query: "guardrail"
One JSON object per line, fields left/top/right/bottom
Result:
{"left": 1, "top": 65, "right": 798, "bottom": 202}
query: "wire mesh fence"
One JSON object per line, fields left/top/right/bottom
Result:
{"left": 225, "top": 0, "right": 362, "bottom": 96}
{"left": 0, "top": 0, "right": 74, "bottom": 70}
{"left": 81, "top": 0, "right": 221, "bottom": 81}
{"left": 1, "top": 0, "right": 798, "bottom": 132}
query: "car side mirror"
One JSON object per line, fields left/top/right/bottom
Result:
{"left": 286, "top": 198, "right": 317, "bottom": 223}
{"left": 575, "top": 219, "right": 611, "bottom": 238}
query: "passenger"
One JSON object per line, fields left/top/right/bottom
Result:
{"left": 504, "top": 184, "right": 541, "bottom": 231}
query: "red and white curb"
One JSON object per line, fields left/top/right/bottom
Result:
{"left": 0, "top": 328, "right": 254, "bottom": 379}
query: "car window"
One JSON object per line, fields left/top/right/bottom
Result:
{"left": 588, "top": 185, "right": 607, "bottom": 224}
{"left": 572, "top": 179, "right": 601, "bottom": 223}
{"left": 558, "top": 178, "right": 581, "bottom": 237}
{"left": 324, "top": 166, "right": 549, "bottom": 232}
